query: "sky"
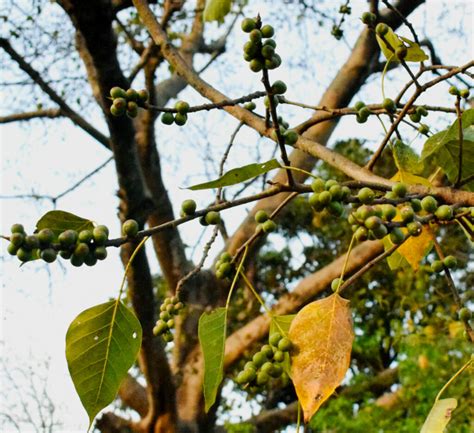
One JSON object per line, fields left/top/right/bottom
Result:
{"left": 0, "top": 1, "right": 473, "bottom": 431}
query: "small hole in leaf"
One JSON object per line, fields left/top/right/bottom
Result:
{"left": 132, "top": 332, "right": 137, "bottom": 339}
{"left": 94, "top": 335, "right": 99, "bottom": 341}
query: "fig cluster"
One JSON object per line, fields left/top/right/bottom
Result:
{"left": 109, "top": 87, "right": 149, "bottom": 118}
{"left": 153, "top": 296, "right": 184, "bottom": 342}
{"left": 161, "top": 100, "right": 190, "bottom": 126}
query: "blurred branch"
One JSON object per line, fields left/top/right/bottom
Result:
{"left": 0, "top": 38, "right": 110, "bottom": 149}
{"left": 0, "top": 109, "right": 62, "bottom": 123}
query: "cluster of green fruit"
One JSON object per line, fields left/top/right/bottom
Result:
{"left": 241, "top": 17, "right": 281, "bottom": 72}
{"left": 430, "top": 255, "right": 457, "bottom": 273}
{"left": 331, "top": 4, "right": 351, "bottom": 40}
{"left": 161, "top": 100, "right": 190, "bottom": 126}
{"left": 7, "top": 223, "right": 109, "bottom": 266}
{"left": 235, "top": 332, "right": 292, "bottom": 388}
{"left": 215, "top": 252, "right": 234, "bottom": 280}
{"left": 109, "top": 87, "right": 149, "bottom": 118}
{"left": 348, "top": 184, "right": 457, "bottom": 243}
{"left": 308, "top": 178, "right": 351, "bottom": 217}
{"left": 179, "top": 198, "right": 221, "bottom": 226}
{"left": 152, "top": 296, "right": 184, "bottom": 342}
{"left": 449, "top": 86, "right": 470, "bottom": 99}
{"left": 254, "top": 210, "right": 277, "bottom": 233}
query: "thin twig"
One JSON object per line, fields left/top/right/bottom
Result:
{"left": 454, "top": 96, "right": 464, "bottom": 186}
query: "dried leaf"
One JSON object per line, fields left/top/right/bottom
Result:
{"left": 288, "top": 293, "right": 354, "bottom": 422}
{"left": 398, "top": 224, "right": 434, "bottom": 271}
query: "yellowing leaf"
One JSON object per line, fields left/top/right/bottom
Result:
{"left": 391, "top": 170, "right": 431, "bottom": 187}
{"left": 420, "top": 398, "right": 457, "bottom": 433}
{"left": 376, "top": 28, "right": 428, "bottom": 63}
{"left": 288, "top": 293, "right": 354, "bottom": 422}
{"left": 397, "top": 224, "right": 434, "bottom": 271}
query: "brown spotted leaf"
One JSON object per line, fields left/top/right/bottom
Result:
{"left": 288, "top": 293, "right": 354, "bottom": 422}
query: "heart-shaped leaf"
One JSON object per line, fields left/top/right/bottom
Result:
{"left": 289, "top": 293, "right": 354, "bottom": 422}
{"left": 187, "top": 159, "right": 281, "bottom": 190}
{"left": 199, "top": 307, "right": 227, "bottom": 412}
{"left": 66, "top": 300, "right": 142, "bottom": 428}
{"left": 36, "top": 210, "right": 94, "bottom": 239}
{"left": 376, "top": 29, "right": 428, "bottom": 63}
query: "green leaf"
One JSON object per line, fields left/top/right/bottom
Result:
{"left": 376, "top": 29, "right": 428, "bottom": 63}
{"left": 199, "top": 307, "right": 227, "bottom": 412}
{"left": 392, "top": 140, "right": 424, "bottom": 175}
{"left": 203, "top": 0, "right": 232, "bottom": 23}
{"left": 270, "top": 315, "right": 295, "bottom": 336}
{"left": 66, "top": 300, "right": 142, "bottom": 428}
{"left": 422, "top": 109, "right": 474, "bottom": 191}
{"left": 187, "top": 159, "right": 281, "bottom": 190}
{"left": 420, "top": 398, "right": 457, "bottom": 433}
{"left": 382, "top": 236, "right": 409, "bottom": 270}
{"left": 36, "top": 210, "right": 94, "bottom": 239}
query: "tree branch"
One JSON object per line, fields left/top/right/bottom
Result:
{"left": 0, "top": 38, "right": 110, "bottom": 148}
{"left": 0, "top": 109, "right": 62, "bottom": 124}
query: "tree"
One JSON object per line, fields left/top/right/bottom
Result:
{"left": 1, "top": 0, "right": 473, "bottom": 432}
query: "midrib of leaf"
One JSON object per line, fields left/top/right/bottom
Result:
{"left": 320, "top": 295, "right": 338, "bottom": 373}
{"left": 94, "top": 298, "right": 121, "bottom": 406}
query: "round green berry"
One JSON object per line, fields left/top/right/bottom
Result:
{"left": 448, "top": 86, "right": 459, "bottom": 96}
{"left": 153, "top": 320, "right": 168, "bottom": 336}
{"left": 317, "top": 191, "right": 331, "bottom": 205}
{"left": 175, "top": 100, "right": 190, "bottom": 115}
{"left": 241, "top": 18, "right": 257, "bottom": 33}
{"left": 311, "top": 178, "right": 326, "bottom": 193}
{"left": 418, "top": 124, "right": 429, "bottom": 134}
{"left": 361, "top": 12, "right": 376, "bottom": 25}
{"left": 38, "top": 228, "right": 54, "bottom": 246}
{"left": 255, "top": 210, "right": 269, "bottom": 223}
{"left": 262, "top": 220, "right": 276, "bottom": 233}
{"left": 263, "top": 39, "right": 276, "bottom": 48}
{"left": 110, "top": 87, "right": 127, "bottom": 99}
{"left": 7, "top": 243, "right": 19, "bottom": 255}
{"left": 160, "top": 311, "right": 171, "bottom": 321}
{"left": 431, "top": 260, "right": 444, "bottom": 273}
{"left": 355, "top": 226, "right": 368, "bottom": 242}
{"left": 392, "top": 182, "right": 407, "bottom": 198}
{"left": 59, "top": 250, "right": 72, "bottom": 260}
{"left": 11, "top": 223, "right": 25, "bottom": 234}
{"left": 325, "top": 179, "right": 338, "bottom": 190}
{"left": 24, "top": 235, "right": 39, "bottom": 250}
{"left": 409, "top": 112, "right": 421, "bottom": 123}
{"left": 137, "top": 89, "right": 149, "bottom": 103}
{"left": 375, "top": 23, "right": 389, "bottom": 36}
{"left": 125, "top": 88, "right": 139, "bottom": 101}
{"left": 123, "top": 219, "right": 139, "bottom": 237}
{"left": 354, "top": 101, "right": 365, "bottom": 111}
{"left": 181, "top": 199, "right": 197, "bottom": 216}
{"left": 167, "top": 319, "right": 175, "bottom": 329}
{"left": 273, "top": 350, "right": 285, "bottom": 362}
{"left": 372, "top": 224, "right": 388, "bottom": 239}
{"left": 329, "top": 185, "right": 343, "bottom": 200}
{"left": 40, "top": 248, "right": 57, "bottom": 263}
{"left": 220, "top": 252, "right": 232, "bottom": 262}
{"left": 161, "top": 112, "right": 174, "bottom": 125}
{"left": 411, "top": 199, "right": 422, "bottom": 213}
{"left": 365, "top": 216, "right": 382, "bottom": 230}
{"left": 205, "top": 211, "right": 221, "bottom": 225}
{"left": 17, "top": 247, "right": 32, "bottom": 262}
{"left": 308, "top": 193, "right": 323, "bottom": 210}
{"left": 84, "top": 253, "right": 98, "bottom": 267}
{"left": 382, "top": 98, "right": 396, "bottom": 113}
{"left": 407, "top": 221, "right": 422, "bottom": 236}
{"left": 265, "top": 54, "right": 281, "bottom": 69}
{"left": 459, "top": 89, "right": 470, "bottom": 99}
{"left": 416, "top": 106, "right": 428, "bottom": 117}
{"left": 443, "top": 255, "right": 457, "bottom": 269}
{"left": 174, "top": 112, "right": 188, "bottom": 126}
{"left": 249, "top": 29, "right": 262, "bottom": 43}
{"left": 93, "top": 227, "right": 108, "bottom": 245}
{"left": 252, "top": 351, "right": 267, "bottom": 367}
{"left": 278, "top": 337, "right": 292, "bottom": 352}
{"left": 110, "top": 104, "right": 124, "bottom": 117}
{"left": 269, "top": 332, "right": 282, "bottom": 347}
{"left": 249, "top": 58, "right": 264, "bottom": 72}
{"left": 381, "top": 204, "right": 397, "bottom": 221}
{"left": 261, "top": 361, "right": 274, "bottom": 375}
{"left": 113, "top": 97, "right": 127, "bottom": 111}
{"left": 421, "top": 196, "right": 438, "bottom": 213}
{"left": 10, "top": 232, "right": 25, "bottom": 247}
{"left": 400, "top": 206, "right": 415, "bottom": 223}
{"left": 256, "top": 371, "right": 270, "bottom": 386}
{"left": 79, "top": 230, "right": 93, "bottom": 243}
{"left": 261, "top": 345, "right": 274, "bottom": 359}
{"left": 435, "top": 205, "right": 453, "bottom": 220}
{"left": 74, "top": 242, "right": 90, "bottom": 258}
{"left": 328, "top": 201, "right": 344, "bottom": 217}
{"left": 70, "top": 254, "right": 84, "bottom": 267}
{"left": 358, "top": 187, "right": 375, "bottom": 204}
{"left": 94, "top": 246, "right": 108, "bottom": 260}
{"left": 244, "top": 101, "right": 256, "bottom": 111}
{"left": 260, "top": 24, "right": 274, "bottom": 38}
{"left": 271, "top": 80, "right": 287, "bottom": 95}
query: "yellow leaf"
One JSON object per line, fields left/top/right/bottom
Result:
{"left": 288, "top": 293, "right": 354, "bottom": 422}
{"left": 376, "top": 28, "right": 428, "bottom": 63}
{"left": 420, "top": 398, "right": 457, "bottom": 433}
{"left": 397, "top": 224, "right": 434, "bottom": 271}
{"left": 391, "top": 170, "right": 431, "bottom": 186}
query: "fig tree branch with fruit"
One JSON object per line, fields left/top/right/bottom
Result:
{"left": 1, "top": 1, "right": 473, "bottom": 432}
